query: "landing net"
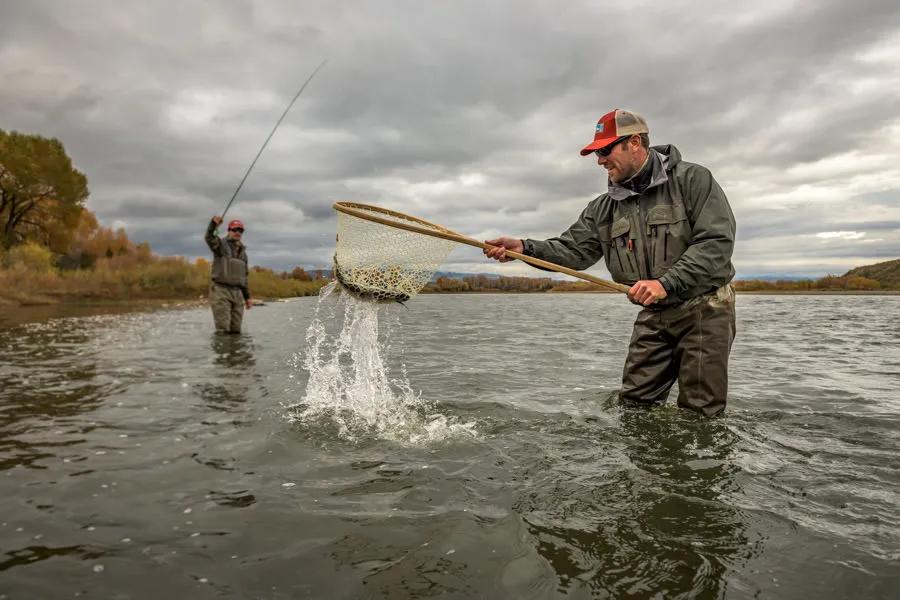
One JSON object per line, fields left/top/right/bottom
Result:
{"left": 333, "top": 203, "right": 459, "bottom": 303}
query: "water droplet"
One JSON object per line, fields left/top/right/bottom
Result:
{"left": 282, "top": 483, "right": 296, "bottom": 488}
{"left": 183, "top": 508, "right": 192, "bottom": 514}
{"left": 93, "top": 564, "right": 104, "bottom": 573}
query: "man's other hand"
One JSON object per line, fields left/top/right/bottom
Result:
{"left": 628, "top": 280, "right": 668, "bottom": 306}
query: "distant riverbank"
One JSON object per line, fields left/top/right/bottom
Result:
{"left": 5, "top": 288, "right": 900, "bottom": 329}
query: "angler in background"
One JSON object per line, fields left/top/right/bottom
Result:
{"left": 205, "top": 216, "right": 252, "bottom": 334}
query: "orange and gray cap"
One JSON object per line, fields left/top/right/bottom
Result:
{"left": 580, "top": 109, "right": 649, "bottom": 156}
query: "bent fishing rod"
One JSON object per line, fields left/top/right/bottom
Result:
{"left": 219, "top": 59, "right": 327, "bottom": 223}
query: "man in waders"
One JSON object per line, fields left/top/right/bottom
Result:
{"left": 206, "top": 216, "right": 251, "bottom": 333}
{"left": 484, "top": 109, "right": 736, "bottom": 417}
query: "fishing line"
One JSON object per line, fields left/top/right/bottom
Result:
{"left": 220, "top": 59, "right": 327, "bottom": 221}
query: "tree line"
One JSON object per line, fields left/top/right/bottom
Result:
{"left": 420, "top": 273, "right": 889, "bottom": 293}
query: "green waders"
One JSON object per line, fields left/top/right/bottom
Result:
{"left": 620, "top": 285, "right": 736, "bottom": 417}
{"left": 210, "top": 282, "right": 245, "bottom": 334}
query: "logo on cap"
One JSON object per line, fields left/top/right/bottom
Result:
{"left": 596, "top": 123, "right": 605, "bottom": 133}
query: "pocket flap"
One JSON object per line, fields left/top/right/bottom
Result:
{"left": 610, "top": 217, "right": 631, "bottom": 239}
{"left": 647, "top": 204, "right": 687, "bottom": 225}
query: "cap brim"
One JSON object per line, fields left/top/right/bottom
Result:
{"left": 579, "top": 136, "right": 619, "bottom": 156}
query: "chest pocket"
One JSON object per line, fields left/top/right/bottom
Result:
{"left": 598, "top": 216, "right": 640, "bottom": 283}
{"left": 220, "top": 243, "right": 248, "bottom": 284}
{"left": 224, "top": 257, "right": 248, "bottom": 282}
{"left": 646, "top": 204, "right": 689, "bottom": 278}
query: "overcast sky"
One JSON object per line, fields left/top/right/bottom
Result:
{"left": 2, "top": 0, "right": 899, "bottom": 278}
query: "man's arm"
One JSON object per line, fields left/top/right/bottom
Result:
{"left": 205, "top": 216, "right": 223, "bottom": 255}
{"left": 489, "top": 201, "right": 604, "bottom": 271}
{"left": 658, "top": 166, "right": 735, "bottom": 296}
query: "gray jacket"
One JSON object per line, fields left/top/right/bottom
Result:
{"left": 524, "top": 145, "right": 735, "bottom": 306}
{"left": 205, "top": 220, "right": 250, "bottom": 300}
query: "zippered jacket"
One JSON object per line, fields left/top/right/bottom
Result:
{"left": 524, "top": 145, "right": 735, "bottom": 305}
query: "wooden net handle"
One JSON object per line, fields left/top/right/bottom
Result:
{"left": 333, "top": 202, "right": 630, "bottom": 294}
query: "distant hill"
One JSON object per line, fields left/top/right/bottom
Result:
{"left": 735, "top": 273, "right": 809, "bottom": 282}
{"left": 432, "top": 271, "right": 501, "bottom": 281}
{"left": 843, "top": 258, "right": 900, "bottom": 288}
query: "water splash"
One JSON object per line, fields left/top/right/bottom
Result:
{"left": 285, "top": 282, "right": 476, "bottom": 444}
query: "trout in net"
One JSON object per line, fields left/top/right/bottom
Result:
{"left": 332, "top": 255, "right": 411, "bottom": 306}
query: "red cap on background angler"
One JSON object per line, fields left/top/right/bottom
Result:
{"left": 227, "top": 219, "right": 244, "bottom": 231}
{"left": 580, "top": 109, "right": 649, "bottom": 156}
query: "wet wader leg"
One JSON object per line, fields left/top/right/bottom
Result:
{"left": 673, "top": 292, "right": 736, "bottom": 417}
{"left": 620, "top": 308, "right": 678, "bottom": 407}
{"left": 229, "top": 290, "right": 244, "bottom": 334}
{"left": 211, "top": 284, "right": 232, "bottom": 332}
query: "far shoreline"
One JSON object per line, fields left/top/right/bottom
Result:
{"left": 3, "top": 288, "right": 898, "bottom": 329}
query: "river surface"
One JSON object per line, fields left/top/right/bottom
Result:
{"left": 1, "top": 293, "right": 898, "bottom": 599}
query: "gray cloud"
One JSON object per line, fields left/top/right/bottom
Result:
{"left": 2, "top": 0, "right": 899, "bottom": 276}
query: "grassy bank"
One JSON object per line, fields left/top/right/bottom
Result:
{"left": 0, "top": 243, "right": 329, "bottom": 307}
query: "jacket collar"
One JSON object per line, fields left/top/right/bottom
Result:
{"left": 607, "top": 148, "right": 669, "bottom": 201}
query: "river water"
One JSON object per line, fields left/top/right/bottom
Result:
{"left": 1, "top": 293, "right": 897, "bottom": 599}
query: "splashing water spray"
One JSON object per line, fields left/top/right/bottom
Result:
{"left": 284, "top": 282, "right": 477, "bottom": 444}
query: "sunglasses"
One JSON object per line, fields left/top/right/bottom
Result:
{"left": 229, "top": 228, "right": 244, "bottom": 233}
{"left": 594, "top": 135, "right": 632, "bottom": 158}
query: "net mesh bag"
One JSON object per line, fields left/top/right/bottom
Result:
{"left": 333, "top": 204, "right": 460, "bottom": 303}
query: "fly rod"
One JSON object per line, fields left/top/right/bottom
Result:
{"left": 220, "top": 59, "right": 327, "bottom": 221}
